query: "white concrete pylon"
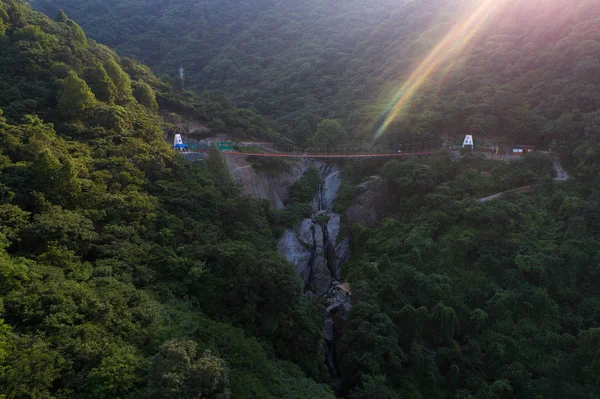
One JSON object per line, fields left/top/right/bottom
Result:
{"left": 463, "top": 135, "right": 473, "bottom": 147}
{"left": 174, "top": 134, "right": 184, "bottom": 147}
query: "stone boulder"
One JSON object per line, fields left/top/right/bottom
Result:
{"left": 311, "top": 195, "right": 321, "bottom": 213}
{"left": 330, "top": 237, "right": 350, "bottom": 280}
{"left": 327, "top": 284, "right": 353, "bottom": 333}
{"left": 313, "top": 221, "right": 324, "bottom": 254}
{"left": 326, "top": 213, "right": 341, "bottom": 243}
{"left": 294, "top": 219, "right": 315, "bottom": 247}
{"left": 310, "top": 256, "right": 332, "bottom": 296}
{"left": 226, "top": 157, "right": 307, "bottom": 210}
{"left": 344, "top": 176, "right": 388, "bottom": 228}
{"left": 324, "top": 213, "right": 348, "bottom": 280}
{"left": 323, "top": 318, "right": 335, "bottom": 342}
{"left": 322, "top": 170, "right": 342, "bottom": 210}
{"left": 277, "top": 229, "right": 312, "bottom": 285}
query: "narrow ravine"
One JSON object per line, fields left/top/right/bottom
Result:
{"left": 316, "top": 166, "right": 339, "bottom": 378}
{"left": 277, "top": 162, "right": 352, "bottom": 395}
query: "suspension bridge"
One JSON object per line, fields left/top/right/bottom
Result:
{"left": 190, "top": 150, "right": 436, "bottom": 159}
{"left": 180, "top": 138, "right": 443, "bottom": 159}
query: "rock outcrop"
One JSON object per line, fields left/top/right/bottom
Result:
{"left": 311, "top": 256, "right": 332, "bottom": 295}
{"left": 226, "top": 156, "right": 307, "bottom": 210}
{"left": 330, "top": 237, "right": 349, "bottom": 280}
{"left": 322, "top": 169, "right": 342, "bottom": 210}
{"left": 343, "top": 176, "right": 388, "bottom": 227}
{"left": 277, "top": 162, "right": 352, "bottom": 385}
{"left": 295, "top": 219, "right": 316, "bottom": 247}
{"left": 277, "top": 216, "right": 333, "bottom": 296}
{"left": 277, "top": 229, "right": 312, "bottom": 285}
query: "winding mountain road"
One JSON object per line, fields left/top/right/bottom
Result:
{"left": 478, "top": 156, "right": 569, "bottom": 203}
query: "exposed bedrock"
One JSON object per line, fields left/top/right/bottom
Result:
{"left": 343, "top": 176, "right": 388, "bottom": 228}
{"left": 226, "top": 156, "right": 307, "bottom": 210}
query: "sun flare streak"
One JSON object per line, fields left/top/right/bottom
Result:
{"left": 375, "top": 0, "right": 506, "bottom": 140}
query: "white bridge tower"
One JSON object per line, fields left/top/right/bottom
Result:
{"left": 462, "top": 135, "right": 474, "bottom": 147}
{"left": 174, "top": 134, "right": 184, "bottom": 148}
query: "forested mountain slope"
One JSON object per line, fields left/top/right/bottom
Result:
{"left": 0, "top": 1, "right": 333, "bottom": 397}
{"left": 331, "top": 153, "right": 600, "bottom": 398}
{"left": 5, "top": 0, "right": 600, "bottom": 398}
{"left": 30, "top": 0, "right": 600, "bottom": 148}
{"left": 30, "top": 0, "right": 276, "bottom": 80}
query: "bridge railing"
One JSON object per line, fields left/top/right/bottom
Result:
{"left": 189, "top": 139, "right": 444, "bottom": 156}
{"left": 283, "top": 140, "right": 443, "bottom": 155}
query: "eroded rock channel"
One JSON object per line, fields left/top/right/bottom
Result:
{"left": 277, "top": 163, "right": 351, "bottom": 392}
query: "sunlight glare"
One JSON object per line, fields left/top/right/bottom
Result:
{"left": 374, "top": 0, "right": 508, "bottom": 140}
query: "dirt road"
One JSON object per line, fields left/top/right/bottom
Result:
{"left": 478, "top": 156, "right": 568, "bottom": 203}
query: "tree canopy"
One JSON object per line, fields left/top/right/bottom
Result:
{"left": 3, "top": 0, "right": 600, "bottom": 398}
{"left": 29, "top": 0, "right": 600, "bottom": 148}
{"left": 0, "top": 1, "right": 333, "bottom": 397}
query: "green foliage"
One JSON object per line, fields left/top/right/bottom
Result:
{"left": 331, "top": 183, "right": 355, "bottom": 214}
{"left": 132, "top": 80, "right": 158, "bottom": 111}
{"left": 148, "top": 340, "right": 231, "bottom": 399}
{"left": 288, "top": 166, "right": 321, "bottom": 204}
{"left": 0, "top": 2, "right": 331, "bottom": 398}
{"left": 293, "top": 120, "right": 312, "bottom": 146}
{"left": 87, "top": 64, "right": 117, "bottom": 104}
{"left": 246, "top": 155, "right": 291, "bottom": 176}
{"left": 54, "top": 10, "right": 67, "bottom": 23}
{"left": 271, "top": 166, "right": 322, "bottom": 229}
{"left": 204, "top": 146, "right": 237, "bottom": 195}
{"left": 104, "top": 59, "right": 133, "bottom": 104}
{"left": 30, "top": 0, "right": 600, "bottom": 149}
{"left": 349, "top": 375, "right": 401, "bottom": 399}
{"left": 335, "top": 162, "right": 600, "bottom": 397}
{"left": 57, "top": 71, "right": 97, "bottom": 119}
{"left": 7, "top": 0, "right": 600, "bottom": 397}
{"left": 312, "top": 119, "right": 346, "bottom": 149}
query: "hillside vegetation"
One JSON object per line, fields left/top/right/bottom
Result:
{"left": 0, "top": 1, "right": 333, "bottom": 397}
{"left": 30, "top": 0, "right": 600, "bottom": 151}
{"left": 329, "top": 153, "right": 600, "bottom": 398}
{"left": 3, "top": 0, "right": 600, "bottom": 398}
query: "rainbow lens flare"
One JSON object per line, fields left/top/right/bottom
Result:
{"left": 375, "top": 0, "right": 507, "bottom": 140}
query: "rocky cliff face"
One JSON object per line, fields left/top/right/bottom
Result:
{"left": 277, "top": 165, "right": 350, "bottom": 294}
{"left": 226, "top": 155, "right": 308, "bottom": 210}
{"left": 343, "top": 176, "right": 388, "bottom": 228}
{"left": 276, "top": 164, "right": 351, "bottom": 390}
{"left": 278, "top": 213, "right": 349, "bottom": 296}
{"left": 222, "top": 155, "right": 360, "bottom": 393}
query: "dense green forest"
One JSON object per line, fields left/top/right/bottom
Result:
{"left": 329, "top": 153, "right": 600, "bottom": 398}
{"left": 3, "top": 0, "right": 600, "bottom": 398}
{"left": 0, "top": 1, "right": 332, "bottom": 397}
{"left": 29, "top": 0, "right": 600, "bottom": 148}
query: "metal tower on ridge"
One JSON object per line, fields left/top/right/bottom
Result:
{"left": 179, "top": 62, "right": 185, "bottom": 89}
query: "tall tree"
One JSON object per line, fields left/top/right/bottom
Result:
{"left": 104, "top": 59, "right": 133, "bottom": 104}
{"left": 88, "top": 64, "right": 117, "bottom": 104}
{"left": 57, "top": 71, "right": 97, "bottom": 119}
{"left": 132, "top": 81, "right": 158, "bottom": 110}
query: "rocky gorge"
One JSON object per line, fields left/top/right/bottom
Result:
{"left": 223, "top": 154, "right": 389, "bottom": 393}
{"left": 276, "top": 163, "right": 351, "bottom": 390}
